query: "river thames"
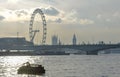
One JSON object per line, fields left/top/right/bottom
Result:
{"left": 0, "top": 54, "right": 120, "bottom": 77}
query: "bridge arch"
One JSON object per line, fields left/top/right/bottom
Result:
{"left": 86, "top": 44, "right": 120, "bottom": 55}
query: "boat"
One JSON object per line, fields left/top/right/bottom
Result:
{"left": 17, "top": 62, "right": 45, "bottom": 75}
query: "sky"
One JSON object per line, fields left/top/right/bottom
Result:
{"left": 0, "top": 0, "right": 120, "bottom": 45}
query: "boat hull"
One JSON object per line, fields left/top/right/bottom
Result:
{"left": 17, "top": 66, "right": 45, "bottom": 75}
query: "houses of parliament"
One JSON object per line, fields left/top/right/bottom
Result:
{"left": 51, "top": 34, "right": 77, "bottom": 45}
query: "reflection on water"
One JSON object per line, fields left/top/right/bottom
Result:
{"left": 0, "top": 56, "right": 45, "bottom": 77}
{"left": 3, "top": 56, "right": 30, "bottom": 66}
{"left": 0, "top": 55, "right": 120, "bottom": 77}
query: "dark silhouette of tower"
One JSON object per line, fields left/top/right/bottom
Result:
{"left": 58, "top": 39, "right": 61, "bottom": 45}
{"left": 72, "top": 34, "right": 77, "bottom": 45}
{"left": 52, "top": 35, "right": 58, "bottom": 45}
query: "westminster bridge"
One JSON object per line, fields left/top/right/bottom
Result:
{"left": 0, "top": 44, "right": 120, "bottom": 55}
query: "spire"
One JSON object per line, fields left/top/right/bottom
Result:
{"left": 72, "top": 34, "right": 77, "bottom": 45}
{"left": 59, "top": 39, "right": 61, "bottom": 45}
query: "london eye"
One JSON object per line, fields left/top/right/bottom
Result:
{"left": 29, "top": 8, "right": 47, "bottom": 45}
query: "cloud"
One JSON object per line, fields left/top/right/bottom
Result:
{"left": 62, "top": 10, "right": 95, "bottom": 25}
{"left": 15, "top": 9, "right": 28, "bottom": 17}
{"left": 43, "top": 7, "right": 60, "bottom": 16}
{"left": 0, "top": 15, "right": 5, "bottom": 21}
{"left": 47, "top": 18, "right": 62, "bottom": 23}
{"left": 79, "top": 19, "right": 94, "bottom": 25}
{"left": 113, "top": 12, "right": 120, "bottom": 18}
{"left": 97, "top": 14, "right": 102, "bottom": 19}
{"left": 0, "top": 7, "right": 61, "bottom": 22}
{"left": 55, "top": 18, "right": 62, "bottom": 23}
{"left": 0, "top": 0, "right": 7, "bottom": 3}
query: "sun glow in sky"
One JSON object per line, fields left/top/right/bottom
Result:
{"left": 0, "top": 0, "right": 120, "bottom": 44}
{"left": 7, "top": 0, "right": 19, "bottom": 4}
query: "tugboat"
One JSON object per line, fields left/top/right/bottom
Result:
{"left": 17, "top": 62, "right": 45, "bottom": 75}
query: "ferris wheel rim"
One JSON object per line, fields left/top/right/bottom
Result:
{"left": 29, "top": 8, "right": 47, "bottom": 45}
